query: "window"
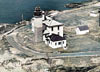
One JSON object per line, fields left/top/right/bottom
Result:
{"left": 63, "top": 41, "right": 64, "bottom": 44}
{"left": 58, "top": 42, "right": 61, "bottom": 45}
{"left": 45, "top": 26, "right": 47, "bottom": 30}
{"left": 51, "top": 27, "right": 53, "bottom": 31}
{"left": 55, "top": 43, "right": 57, "bottom": 45}
{"left": 58, "top": 26, "right": 59, "bottom": 30}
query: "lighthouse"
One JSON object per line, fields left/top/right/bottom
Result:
{"left": 31, "top": 6, "right": 43, "bottom": 43}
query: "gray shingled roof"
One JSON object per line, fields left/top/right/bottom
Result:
{"left": 78, "top": 25, "right": 89, "bottom": 31}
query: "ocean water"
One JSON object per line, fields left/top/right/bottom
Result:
{"left": 0, "top": 0, "right": 89, "bottom": 24}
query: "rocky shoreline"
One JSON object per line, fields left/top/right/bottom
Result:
{"left": 0, "top": 1, "right": 100, "bottom": 72}
{"left": 64, "top": 0, "right": 96, "bottom": 8}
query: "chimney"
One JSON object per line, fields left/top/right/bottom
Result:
{"left": 42, "top": 11, "right": 47, "bottom": 20}
{"left": 44, "top": 13, "right": 47, "bottom": 20}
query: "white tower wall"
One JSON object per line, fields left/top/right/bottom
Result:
{"left": 31, "top": 19, "right": 34, "bottom": 32}
{"left": 31, "top": 17, "right": 43, "bottom": 43}
{"left": 34, "top": 18, "right": 43, "bottom": 28}
{"left": 31, "top": 17, "right": 43, "bottom": 32}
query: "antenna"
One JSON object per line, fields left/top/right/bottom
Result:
{"left": 21, "top": 14, "right": 24, "bottom": 21}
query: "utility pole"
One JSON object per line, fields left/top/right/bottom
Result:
{"left": 46, "top": 53, "right": 52, "bottom": 72}
{"left": 99, "top": 8, "right": 100, "bottom": 26}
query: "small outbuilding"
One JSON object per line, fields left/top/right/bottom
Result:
{"left": 75, "top": 25, "right": 89, "bottom": 35}
{"left": 89, "top": 11, "right": 99, "bottom": 17}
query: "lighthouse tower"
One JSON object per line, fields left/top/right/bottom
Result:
{"left": 31, "top": 6, "right": 43, "bottom": 43}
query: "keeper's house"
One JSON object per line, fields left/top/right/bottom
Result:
{"left": 75, "top": 25, "right": 89, "bottom": 35}
{"left": 43, "top": 19, "right": 66, "bottom": 48}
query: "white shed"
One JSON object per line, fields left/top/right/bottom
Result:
{"left": 89, "top": 11, "right": 99, "bottom": 17}
{"left": 76, "top": 25, "right": 89, "bottom": 35}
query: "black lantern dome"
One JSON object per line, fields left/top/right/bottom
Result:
{"left": 34, "top": 6, "right": 42, "bottom": 16}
